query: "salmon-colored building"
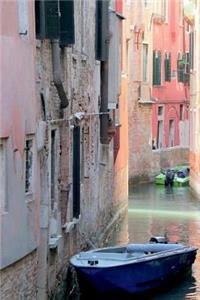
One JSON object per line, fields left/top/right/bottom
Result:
{"left": 152, "top": 0, "right": 190, "bottom": 151}
{"left": 127, "top": 0, "right": 191, "bottom": 183}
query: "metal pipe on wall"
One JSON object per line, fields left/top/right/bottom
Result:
{"left": 51, "top": 39, "right": 69, "bottom": 109}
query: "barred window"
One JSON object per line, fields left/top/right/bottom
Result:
{"left": 25, "top": 139, "right": 33, "bottom": 193}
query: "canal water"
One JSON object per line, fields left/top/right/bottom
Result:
{"left": 128, "top": 183, "right": 200, "bottom": 300}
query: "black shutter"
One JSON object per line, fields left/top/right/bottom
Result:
{"left": 60, "top": 0, "right": 75, "bottom": 47}
{"left": 95, "top": 0, "right": 109, "bottom": 61}
{"left": 35, "top": 0, "right": 60, "bottom": 39}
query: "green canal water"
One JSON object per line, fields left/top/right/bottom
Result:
{"left": 128, "top": 183, "right": 200, "bottom": 299}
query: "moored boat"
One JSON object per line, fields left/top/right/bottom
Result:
{"left": 155, "top": 166, "right": 189, "bottom": 186}
{"left": 70, "top": 238, "right": 197, "bottom": 296}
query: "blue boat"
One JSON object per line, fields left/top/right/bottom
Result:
{"left": 70, "top": 237, "right": 197, "bottom": 297}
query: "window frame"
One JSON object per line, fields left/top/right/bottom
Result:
{"left": 153, "top": 50, "right": 162, "bottom": 86}
{"left": 24, "top": 136, "right": 34, "bottom": 196}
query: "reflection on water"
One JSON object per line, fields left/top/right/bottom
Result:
{"left": 128, "top": 183, "right": 200, "bottom": 300}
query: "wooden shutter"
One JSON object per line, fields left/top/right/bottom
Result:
{"left": 189, "top": 32, "right": 194, "bottom": 70}
{"left": 177, "top": 54, "right": 184, "bottom": 82}
{"left": 95, "top": 0, "right": 109, "bottom": 61}
{"left": 153, "top": 50, "right": 157, "bottom": 85}
{"left": 164, "top": 53, "right": 171, "bottom": 82}
{"left": 35, "top": 0, "right": 60, "bottom": 39}
{"left": 157, "top": 51, "right": 161, "bottom": 85}
{"left": 60, "top": 0, "right": 75, "bottom": 47}
{"left": 44, "top": 0, "right": 60, "bottom": 39}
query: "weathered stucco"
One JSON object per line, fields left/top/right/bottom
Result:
{"left": 0, "top": 1, "right": 40, "bottom": 269}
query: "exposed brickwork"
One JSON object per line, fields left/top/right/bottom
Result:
{"left": 0, "top": 251, "right": 37, "bottom": 300}
{"left": 35, "top": 1, "right": 127, "bottom": 298}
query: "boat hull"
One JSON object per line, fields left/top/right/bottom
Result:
{"left": 72, "top": 249, "right": 197, "bottom": 295}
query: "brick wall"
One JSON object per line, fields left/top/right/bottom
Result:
{"left": 0, "top": 251, "right": 37, "bottom": 300}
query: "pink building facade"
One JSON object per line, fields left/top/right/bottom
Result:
{"left": 0, "top": 0, "right": 39, "bottom": 298}
{"left": 152, "top": 0, "right": 190, "bottom": 151}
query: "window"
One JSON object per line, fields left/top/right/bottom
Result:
{"left": 142, "top": 44, "right": 148, "bottom": 82}
{"left": 18, "top": 0, "right": 28, "bottom": 35}
{"left": 189, "top": 32, "right": 194, "bottom": 70}
{"left": 25, "top": 139, "right": 33, "bottom": 193}
{"left": 157, "top": 120, "right": 164, "bottom": 148}
{"left": 169, "top": 119, "right": 175, "bottom": 147}
{"left": 60, "top": 0, "right": 75, "bottom": 47}
{"left": 144, "top": 0, "right": 151, "bottom": 8}
{"left": 73, "top": 126, "right": 81, "bottom": 219}
{"left": 164, "top": 52, "right": 171, "bottom": 81}
{"left": 162, "top": 0, "right": 168, "bottom": 21}
{"left": 153, "top": 50, "right": 161, "bottom": 85}
{"left": 0, "top": 139, "right": 7, "bottom": 212}
{"left": 158, "top": 106, "right": 163, "bottom": 116}
{"left": 35, "top": 0, "right": 75, "bottom": 46}
{"left": 51, "top": 130, "right": 56, "bottom": 210}
{"left": 177, "top": 53, "right": 184, "bottom": 82}
{"left": 180, "top": 105, "right": 184, "bottom": 120}
{"left": 95, "top": 0, "right": 109, "bottom": 61}
{"left": 184, "top": 52, "right": 190, "bottom": 83}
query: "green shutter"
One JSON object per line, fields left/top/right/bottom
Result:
{"left": 164, "top": 56, "right": 168, "bottom": 81}
{"left": 164, "top": 53, "right": 171, "bottom": 82}
{"left": 189, "top": 32, "right": 194, "bottom": 69}
{"left": 95, "top": 0, "right": 109, "bottom": 61}
{"left": 60, "top": 0, "right": 75, "bottom": 47}
{"left": 153, "top": 50, "right": 157, "bottom": 85}
{"left": 44, "top": 0, "right": 60, "bottom": 39}
{"left": 35, "top": 0, "right": 59, "bottom": 40}
{"left": 177, "top": 59, "right": 184, "bottom": 82}
{"left": 156, "top": 51, "right": 161, "bottom": 85}
{"left": 168, "top": 54, "right": 171, "bottom": 81}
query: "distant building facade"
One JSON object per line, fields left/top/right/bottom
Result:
{"left": 0, "top": 0, "right": 127, "bottom": 299}
{"left": 127, "top": 0, "right": 191, "bottom": 184}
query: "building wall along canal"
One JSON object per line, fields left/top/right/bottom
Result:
{"left": 35, "top": 0, "right": 127, "bottom": 298}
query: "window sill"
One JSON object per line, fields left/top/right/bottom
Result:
{"left": 62, "top": 217, "right": 80, "bottom": 233}
{"left": 25, "top": 192, "right": 34, "bottom": 203}
{"left": 49, "top": 235, "right": 62, "bottom": 250}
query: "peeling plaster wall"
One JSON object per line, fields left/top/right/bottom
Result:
{"left": 35, "top": 0, "right": 126, "bottom": 297}
{"left": 0, "top": 1, "right": 39, "bottom": 269}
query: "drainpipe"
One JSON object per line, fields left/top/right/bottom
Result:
{"left": 51, "top": 39, "right": 69, "bottom": 109}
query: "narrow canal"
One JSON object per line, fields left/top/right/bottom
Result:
{"left": 128, "top": 183, "right": 200, "bottom": 299}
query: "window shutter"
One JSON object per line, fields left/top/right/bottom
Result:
{"left": 168, "top": 53, "right": 171, "bottom": 81}
{"left": 189, "top": 32, "right": 194, "bottom": 70}
{"left": 153, "top": 50, "right": 157, "bottom": 85}
{"left": 177, "top": 55, "right": 184, "bottom": 82}
{"left": 45, "top": 0, "right": 60, "bottom": 39}
{"left": 95, "top": 0, "right": 109, "bottom": 61}
{"left": 164, "top": 55, "right": 168, "bottom": 81}
{"left": 157, "top": 51, "right": 161, "bottom": 85}
{"left": 184, "top": 52, "right": 190, "bottom": 83}
{"left": 60, "top": 0, "right": 75, "bottom": 47}
{"left": 164, "top": 53, "right": 171, "bottom": 82}
{"left": 35, "top": 0, "right": 59, "bottom": 40}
